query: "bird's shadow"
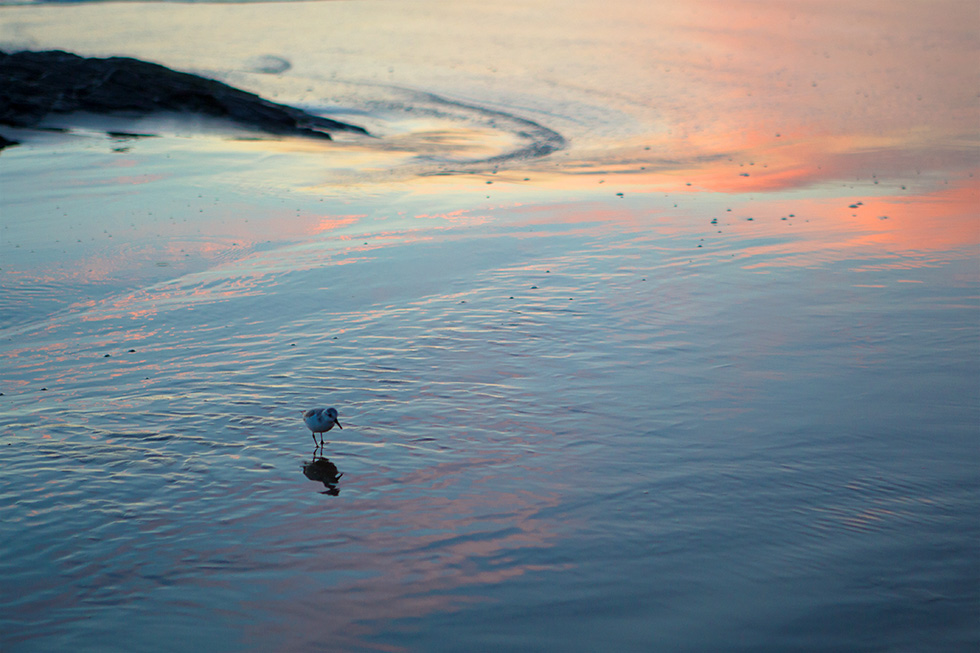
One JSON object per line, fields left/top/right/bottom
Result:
{"left": 303, "top": 448, "right": 343, "bottom": 496}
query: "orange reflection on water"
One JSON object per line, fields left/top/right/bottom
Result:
{"left": 311, "top": 215, "right": 362, "bottom": 234}
{"left": 544, "top": 0, "right": 978, "bottom": 194}
{"left": 655, "top": 134, "right": 976, "bottom": 195}
{"left": 726, "top": 177, "right": 980, "bottom": 271}
{"left": 413, "top": 169, "right": 978, "bottom": 278}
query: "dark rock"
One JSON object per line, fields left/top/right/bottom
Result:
{"left": 0, "top": 49, "right": 368, "bottom": 141}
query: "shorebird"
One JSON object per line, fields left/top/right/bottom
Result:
{"left": 303, "top": 407, "right": 342, "bottom": 446}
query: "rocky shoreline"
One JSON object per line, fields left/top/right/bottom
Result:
{"left": 0, "top": 49, "right": 369, "bottom": 150}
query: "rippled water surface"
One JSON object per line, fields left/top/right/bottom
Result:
{"left": 1, "top": 1, "right": 978, "bottom": 651}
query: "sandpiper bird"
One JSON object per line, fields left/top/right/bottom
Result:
{"left": 303, "top": 407, "right": 342, "bottom": 446}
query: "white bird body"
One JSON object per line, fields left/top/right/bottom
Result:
{"left": 303, "top": 407, "right": 342, "bottom": 446}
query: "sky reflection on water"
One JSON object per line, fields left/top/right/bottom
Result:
{"left": 3, "top": 183, "right": 975, "bottom": 649}
{"left": 1, "top": 0, "right": 978, "bottom": 651}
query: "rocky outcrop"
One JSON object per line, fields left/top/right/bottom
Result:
{"left": 0, "top": 49, "right": 368, "bottom": 148}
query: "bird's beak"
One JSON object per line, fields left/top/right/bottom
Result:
{"left": 336, "top": 419, "right": 343, "bottom": 429}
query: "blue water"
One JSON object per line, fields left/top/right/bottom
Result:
{"left": 1, "top": 1, "right": 979, "bottom": 650}
{"left": 2, "top": 176, "right": 977, "bottom": 650}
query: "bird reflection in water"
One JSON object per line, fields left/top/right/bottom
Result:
{"left": 303, "top": 453, "right": 343, "bottom": 496}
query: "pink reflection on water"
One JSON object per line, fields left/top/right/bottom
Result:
{"left": 550, "top": 0, "right": 977, "bottom": 192}
{"left": 482, "top": 172, "right": 980, "bottom": 273}
{"left": 311, "top": 215, "right": 362, "bottom": 234}
{"left": 244, "top": 454, "right": 567, "bottom": 651}
{"left": 730, "top": 178, "right": 980, "bottom": 270}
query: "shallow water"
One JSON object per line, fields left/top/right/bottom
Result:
{"left": 1, "top": 1, "right": 978, "bottom": 651}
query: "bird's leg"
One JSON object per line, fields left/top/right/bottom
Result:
{"left": 311, "top": 431, "right": 318, "bottom": 445}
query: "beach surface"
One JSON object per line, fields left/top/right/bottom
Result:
{"left": 1, "top": 1, "right": 978, "bottom": 651}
